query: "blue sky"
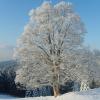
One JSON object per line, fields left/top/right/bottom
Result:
{"left": 0, "top": 0, "right": 100, "bottom": 61}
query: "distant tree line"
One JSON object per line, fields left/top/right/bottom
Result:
{"left": 0, "top": 60, "right": 25, "bottom": 97}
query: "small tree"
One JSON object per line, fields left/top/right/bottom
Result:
{"left": 14, "top": 1, "right": 86, "bottom": 97}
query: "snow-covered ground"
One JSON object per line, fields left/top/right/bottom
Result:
{"left": 0, "top": 94, "right": 18, "bottom": 99}
{"left": 0, "top": 88, "right": 100, "bottom": 100}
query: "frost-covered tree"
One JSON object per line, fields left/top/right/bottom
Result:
{"left": 73, "top": 48, "right": 100, "bottom": 91}
{"left": 73, "top": 48, "right": 93, "bottom": 91}
{"left": 0, "top": 60, "right": 18, "bottom": 91}
{"left": 89, "top": 49, "right": 100, "bottom": 87}
{"left": 14, "top": 1, "right": 86, "bottom": 96}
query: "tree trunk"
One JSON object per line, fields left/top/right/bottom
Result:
{"left": 52, "top": 64, "right": 60, "bottom": 97}
{"left": 53, "top": 83, "right": 60, "bottom": 97}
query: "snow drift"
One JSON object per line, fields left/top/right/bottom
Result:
{"left": 0, "top": 88, "right": 100, "bottom": 100}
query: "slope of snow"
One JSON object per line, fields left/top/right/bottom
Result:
{"left": 0, "top": 88, "right": 100, "bottom": 100}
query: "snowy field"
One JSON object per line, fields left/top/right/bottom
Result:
{"left": 0, "top": 88, "right": 100, "bottom": 100}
